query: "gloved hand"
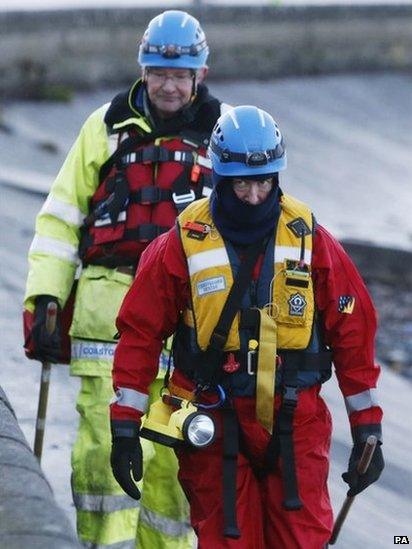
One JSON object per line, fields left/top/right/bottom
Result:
{"left": 342, "top": 433, "right": 384, "bottom": 497}
{"left": 110, "top": 420, "right": 142, "bottom": 500}
{"left": 31, "top": 295, "right": 62, "bottom": 363}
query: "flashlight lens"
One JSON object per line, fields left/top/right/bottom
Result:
{"left": 185, "top": 414, "right": 215, "bottom": 448}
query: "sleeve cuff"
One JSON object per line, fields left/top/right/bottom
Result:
{"left": 351, "top": 423, "right": 383, "bottom": 444}
{"left": 110, "top": 419, "right": 140, "bottom": 438}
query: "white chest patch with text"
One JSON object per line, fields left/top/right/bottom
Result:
{"left": 197, "top": 276, "right": 226, "bottom": 296}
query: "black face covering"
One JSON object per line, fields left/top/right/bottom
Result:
{"left": 210, "top": 175, "right": 281, "bottom": 246}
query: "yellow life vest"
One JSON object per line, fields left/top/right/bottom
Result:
{"left": 177, "top": 193, "right": 315, "bottom": 353}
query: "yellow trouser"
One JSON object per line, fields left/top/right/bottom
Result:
{"left": 71, "top": 375, "right": 194, "bottom": 548}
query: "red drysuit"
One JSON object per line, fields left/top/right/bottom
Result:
{"left": 110, "top": 222, "right": 382, "bottom": 548}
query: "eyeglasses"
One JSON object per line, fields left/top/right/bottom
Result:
{"left": 146, "top": 70, "right": 194, "bottom": 86}
{"left": 232, "top": 179, "right": 273, "bottom": 192}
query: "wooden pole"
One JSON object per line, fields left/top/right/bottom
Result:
{"left": 33, "top": 301, "right": 57, "bottom": 462}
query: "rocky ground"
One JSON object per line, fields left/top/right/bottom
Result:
{"left": 368, "top": 280, "right": 412, "bottom": 379}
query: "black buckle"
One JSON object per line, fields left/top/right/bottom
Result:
{"left": 139, "top": 186, "right": 161, "bottom": 205}
{"left": 220, "top": 148, "right": 232, "bottom": 163}
{"left": 140, "top": 146, "right": 170, "bottom": 164}
{"left": 209, "top": 331, "right": 227, "bottom": 351}
{"left": 283, "top": 385, "right": 298, "bottom": 409}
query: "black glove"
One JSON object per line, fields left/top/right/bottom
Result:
{"left": 110, "top": 420, "right": 142, "bottom": 500}
{"left": 342, "top": 427, "right": 384, "bottom": 497}
{"left": 31, "top": 295, "right": 62, "bottom": 363}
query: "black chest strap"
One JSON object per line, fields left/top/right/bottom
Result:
{"left": 222, "top": 403, "right": 241, "bottom": 539}
{"left": 192, "top": 237, "right": 268, "bottom": 539}
{"left": 263, "top": 363, "right": 303, "bottom": 511}
{"left": 277, "top": 382, "right": 303, "bottom": 510}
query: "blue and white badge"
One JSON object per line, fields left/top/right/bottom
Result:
{"left": 288, "top": 292, "right": 307, "bottom": 316}
{"left": 197, "top": 276, "right": 226, "bottom": 296}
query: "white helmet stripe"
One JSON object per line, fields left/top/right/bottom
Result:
{"left": 228, "top": 109, "right": 240, "bottom": 129}
{"left": 158, "top": 13, "right": 164, "bottom": 27}
{"left": 181, "top": 12, "right": 190, "bottom": 27}
{"left": 257, "top": 108, "right": 266, "bottom": 127}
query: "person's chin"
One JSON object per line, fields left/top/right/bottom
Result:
{"left": 153, "top": 98, "right": 183, "bottom": 118}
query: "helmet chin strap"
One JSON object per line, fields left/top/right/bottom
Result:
{"left": 190, "top": 70, "right": 198, "bottom": 103}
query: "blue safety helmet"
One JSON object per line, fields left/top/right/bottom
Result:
{"left": 209, "top": 105, "right": 287, "bottom": 177}
{"left": 138, "top": 10, "right": 209, "bottom": 70}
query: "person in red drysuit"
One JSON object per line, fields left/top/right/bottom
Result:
{"left": 110, "top": 105, "right": 384, "bottom": 549}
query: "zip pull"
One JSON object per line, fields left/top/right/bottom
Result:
{"left": 191, "top": 164, "right": 201, "bottom": 183}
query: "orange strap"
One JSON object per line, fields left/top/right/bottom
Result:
{"left": 167, "top": 380, "right": 195, "bottom": 401}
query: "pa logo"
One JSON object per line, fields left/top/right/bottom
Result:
{"left": 288, "top": 292, "right": 307, "bottom": 317}
{"left": 394, "top": 536, "right": 409, "bottom": 544}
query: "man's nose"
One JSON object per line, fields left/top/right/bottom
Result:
{"left": 161, "top": 77, "right": 177, "bottom": 91}
{"left": 247, "top": 185, "right": 261, "bottom": 205}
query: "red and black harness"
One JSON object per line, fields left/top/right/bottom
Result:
{"left": 79, "top": 128, "right": 213, "bottom": 268}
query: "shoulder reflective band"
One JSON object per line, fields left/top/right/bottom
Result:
{"left": 274, "top": 246, "right": 312, "bottom": 265}
{"left": 187, "top": 247, "right": 229, "bottom": 277}
{"left": 40, "top": 195, "right": 85, "bottom": 227}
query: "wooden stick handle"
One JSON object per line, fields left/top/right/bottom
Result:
{"left": 357, "top": 435, "right": 378, "bottom": 474}
{"left": 45, "top": 301, "right": 58, "bottom": 335}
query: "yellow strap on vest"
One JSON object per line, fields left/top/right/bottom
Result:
{"left": 255, "top": 307, "right": 277, "bottom": 434}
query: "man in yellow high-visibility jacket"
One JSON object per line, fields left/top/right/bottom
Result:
{"left": 24, "top": 10, "right": 228, "bottom": 548}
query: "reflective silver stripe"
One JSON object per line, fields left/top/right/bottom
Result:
{"left": 29, "top": 234, "right": 79, "bottom": 263}
{"left": 139, "top": 505, "right": 192, "bottom": 538}
{"left": 107, "top": 133, "right": 119, "bottom": 156}
{"left": 72, "top": 339, "right": 116, "bottom": 361}
{"left": 40, "top": 195, "right": 85, "bottom": 227}
{"left": 202, "top": 186, "right": 212, "bottom": 197}
{"left": 197, "top": 155, "right": 212, "bottom": 169}
{"left": 187, "top": 247, "right": 229, "bottom": 277}
{"left": 73, "top": 492, "right": 139, "bottom": 513}
{"left": 112, "top": 387, "right": 148, "bottom": 413}
{"left": 274, "top": 245, "right": 312, "bottom": 265}
{"left": 345, "top": 388, "right": 379, "bottom": 414}
{"left": 83, "top": 539, "right": 135, "bottom": 549}
{"left": 94, "top": 210, "right": 127, "bottom": 227}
